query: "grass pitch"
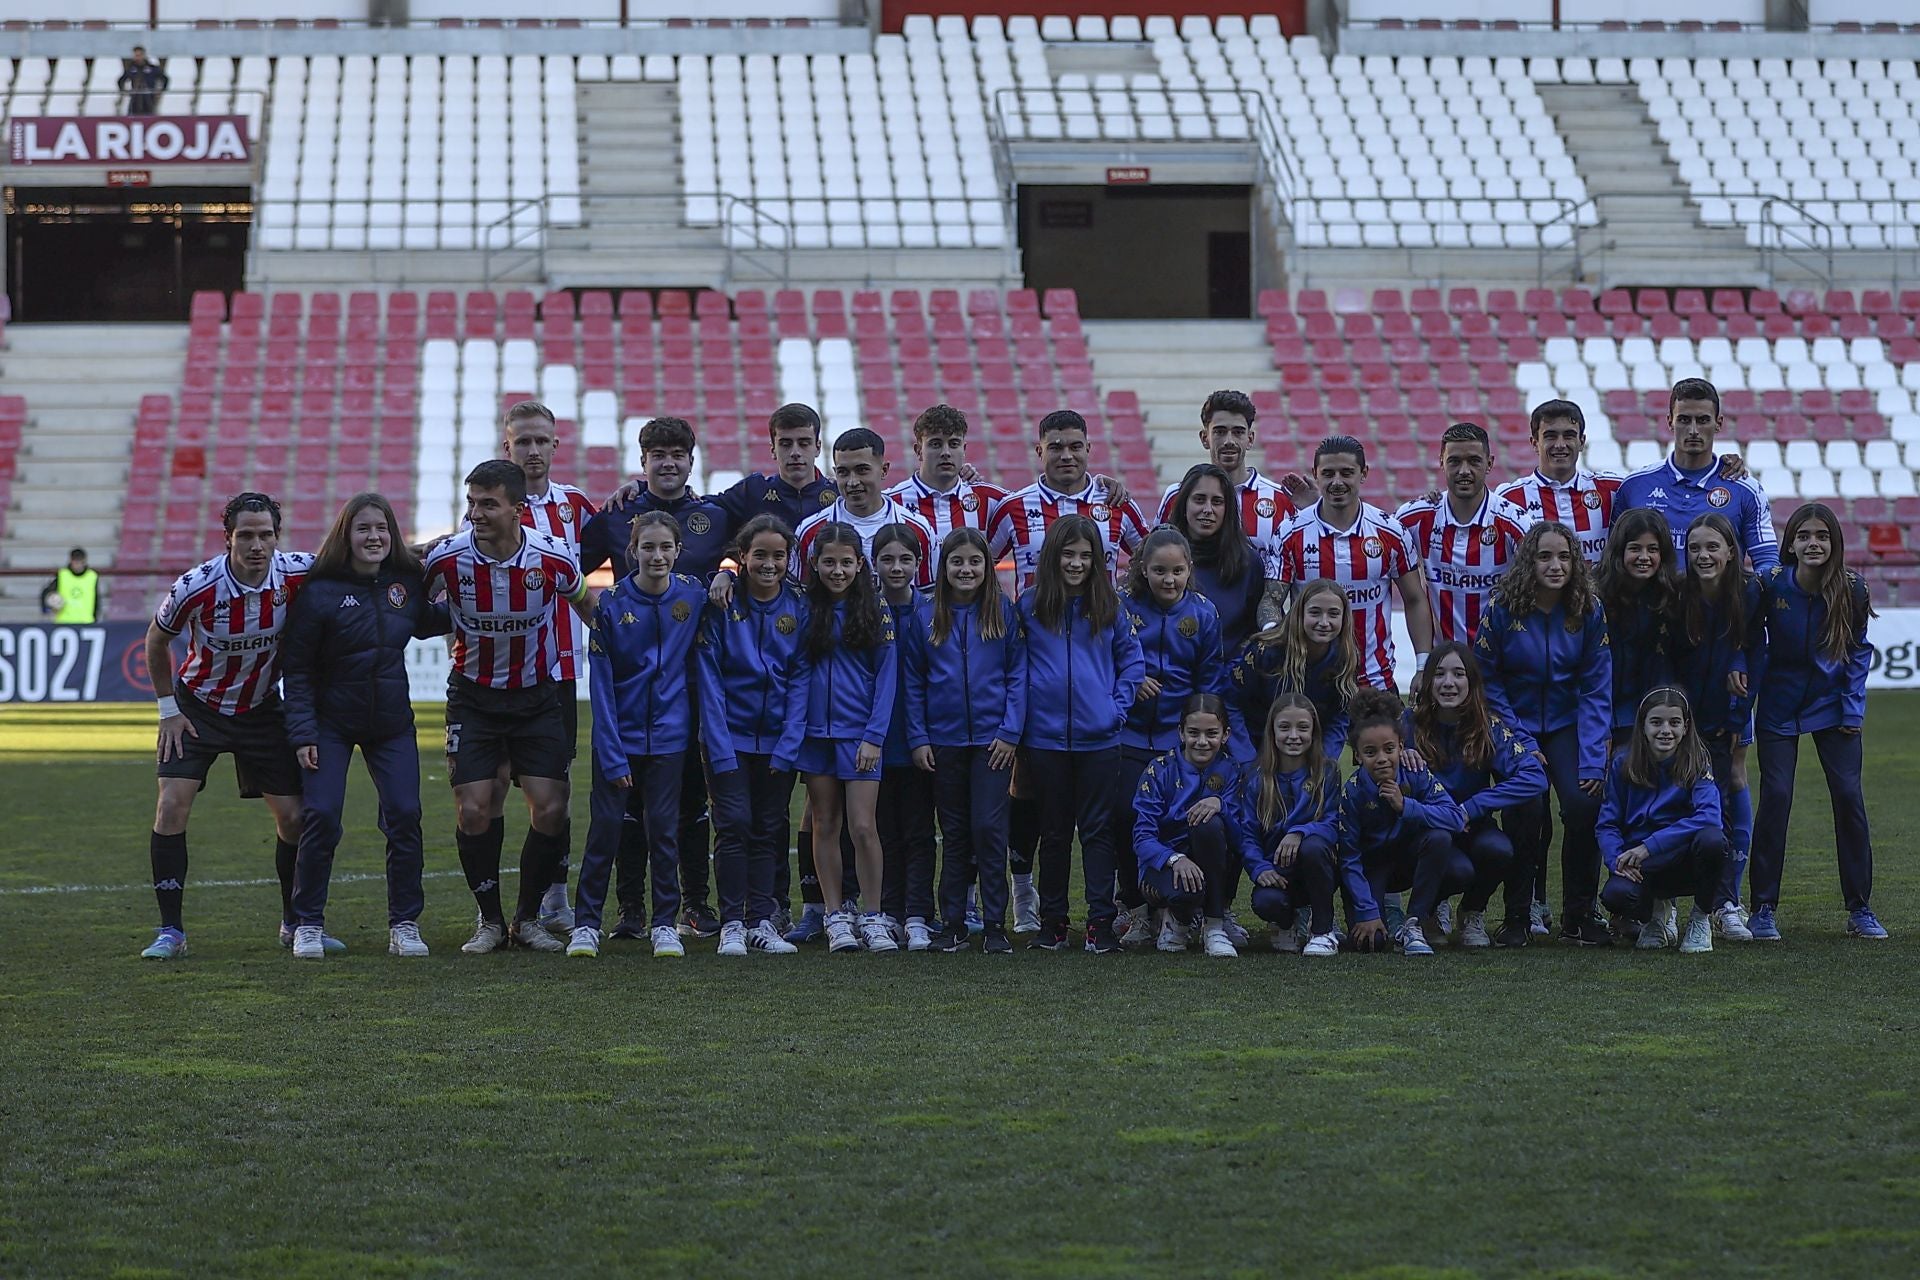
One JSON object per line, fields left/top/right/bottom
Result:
{"left": 0, "top": 700, "right": 1915, "bottom": 1279}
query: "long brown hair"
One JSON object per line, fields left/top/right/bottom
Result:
{"left": 1255, "top": 692, "right": 1330, "bottom": 828}
{"left": 1030, "top": 514, "right": 1117, "bottom": 634}
{"left": 1170, "top": 463, "right": 1254, "bottom": 586}
{"left": 804, "top": 522, "right": 884, "bottom": 657}
{"left": 1624, "top": 685, "right": 1711, "bottom": 789}
{"left": 1412, "top": 640, "right": 1494, "bottom": 772}
{"left": 930, "top": 526, "right": 1006, "bottom": 644}
{"left": 1596, "top": 507, "right": 1679, "bottom": 627}
{"left": 311, "top": 493, "right": 423, "bottom": 580}
{"left": 1494, "top": 520, "right": 1595, "bottom": 631}
{"left": 1679, "top": 512, "right": 1747, "bottom": 647}
{"left": 1280, "top": 578, "right": 1359, "bottom": 708}
{"left": 1781, "top": 502, "right": 1875, "bottom": 663}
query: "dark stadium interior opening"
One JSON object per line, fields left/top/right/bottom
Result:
{"left": 3, "top": 186, "right": 250, "bottom": 323}
{"left": 1016, "top": 183, "right": 1253, "bottom": 319}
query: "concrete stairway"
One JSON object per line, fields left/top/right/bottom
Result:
{"left": 0, "top": 324, "right": 188, "bottom": 618}
{"left": 1083, "top": 320, "right": 1275, "bottom": 482}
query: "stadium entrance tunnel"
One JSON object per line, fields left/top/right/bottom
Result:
{"left": 4, "top": 187, "right": 250, "bottom": 322}
{"left": 1016, "top": 183, "right": 1253, "bottom": 319}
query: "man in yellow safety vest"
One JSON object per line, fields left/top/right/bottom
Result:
{"left": 45, "top": 548, "right": 100, "bottom": 624}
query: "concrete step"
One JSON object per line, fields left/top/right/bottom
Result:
{"left": 10, "top": 484, "right": 128, "bottom": 516}
{"left": 11, "top": 460, "right": 126, "bottom": 488}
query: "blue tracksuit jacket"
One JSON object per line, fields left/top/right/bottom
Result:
{"left": 1753, "top": 564, "right": 1872, "bottom": 735}
{"left": 1226, "top": 638, "right": 1352, "bottom": 762}
{"left": 1337, "top": 763, "right": 1469, "bottom": 922}
{"left": 588, "top": 572, "right": 707, "bottom": 775}
{"left": 1604, "top": 590, "right": 1673, "bottom": 734}
{"left": 1131, "top": 749, "right": 1262, "bottom": 873}
{"left": 1122, "top": 588, "right": 1234, "bottom": 754}
{"left": 579, "top": 486, "right": 734, "bottom": 581}
{"left": 1474, "top": 597, "right": 1613, "bottom": 781}
{"left": 1238, "top": 761, "right": 1342, "bottom": 880}
{"left": 1405, "top": 710, "right": 1548, "bottom": 822}
{"left": 1596, "top": 753, "right": 1724, "bottom": 872}
{"left": 713, "top": 471, "right": 838, "bottom": 539}
{"left": 780, "top": 600, "right": 897, "bottom": 761}
{"left": 1015, "top": 591, "right": 1145, "bottom": 752}
{"left": 902, "top": 593, "right": 1028, "bottom": 749}
{"left": 694, "top": 581, "right": 810, "bottom": 774}
{"left": 882, "top": 594, "right": 925, "bottom": 769}
{"left": 1671, "top": 575, "right": 1765, "bottom": 738}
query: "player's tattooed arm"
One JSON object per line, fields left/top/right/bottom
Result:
{"left": 1256, "top": 577, "right": 1291, "bottom": 633}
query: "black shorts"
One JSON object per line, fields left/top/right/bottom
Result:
{"left": 559, "top": 678, "right": 579, "bottom": 760}
{"left": 445, "top": 675, "right": 571, "bottom": 787}
{"left": 157, "top": 688, "right": 303, "bottom": 799}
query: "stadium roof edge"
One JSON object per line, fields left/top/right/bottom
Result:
{"left": 0, "top": 22, "right": 869, "bottom": 60}
{"left": 1342, "top": 26, "right": 1920, "bottom": 60}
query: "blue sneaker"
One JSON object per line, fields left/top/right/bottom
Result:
{"left": 1748, "top": 906, "right": 1782, "bottom": 942}
{"left": 140, "top": 927, "right": 188, "bottom": 960}
{"left": 1382, "top": 893, "right": 1406, "bottom": 936}
{"left": 1847, "top": 909, "right": 1890, "bottom": 940}
{"left": 783, "top": 904, "right": 827, "bottom": 945}
{"left": 278, "top": 923, "right": 347, "bottom": 954}
{"left": 966, "top": 889, "right": 984, "bottom": 935}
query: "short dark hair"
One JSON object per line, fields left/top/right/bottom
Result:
{"left": 1201, "top": 389, "right": 1257, "bottom": 428}
{"left": 1529, "top": 398, "right": 1586, "bottom": 438}
{"left": 504, "top": 400, "right": 555, "bottom": 431}
{"left": 465, "top": 459, "right": 527, "bottom": 506}
{"left": 1314, "top": 435, "right": 1367, "bottom": 468}
{"left": 913, "top": 403, "right": 970, "bottom": 439}
{"left": 68, "top": 547, "right": 87, "bottom": 560}
{"left": 769, "top": 402, "right": 822, "bottom": 442}
{"left": 1037, "top": 409, "right": 1087, "bottom": 439}
{"left": 639, "top": 416, "right": 697, "bottom": 453}
{"left": 832, "top": 427, "right": 885, "bottom": 457}
{"left": 222, "top": 491, "right": 282, "bottom": 533}
{"left": 1440, "top": 421, "right": 1490, "bottom": 452}
{"left": 1669, "top": 378, "right": 1721, "bottom": 418}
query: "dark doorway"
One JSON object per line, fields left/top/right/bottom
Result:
{"left": 5, "top": 186, "right": 250, "bottom": 322}
{"left": 1017, "top": 183, "right": 1253, "bottom": 319}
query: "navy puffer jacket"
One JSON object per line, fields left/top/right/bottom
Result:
{"left": 281, "top": 569, "right": 450, "bottom": 746}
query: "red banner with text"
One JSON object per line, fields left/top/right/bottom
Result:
{"left": 7, "top": 116, "right": 252, "bottom": 167}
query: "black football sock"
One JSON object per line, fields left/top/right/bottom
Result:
{"left": 274, "top": 838, "right": 298, "bottom": 927}
{"left": 549, "top": 818, "right": 572, "bottom": 891}
{"left": 151, "top": 831, "right": 187, "bottom": 932}
{"left": 797, "top": 828, "right": 824, "bottom": 906}
{"left": 1008, "top": 796, "right": 1040, "bottom": 877}
{"left": 518, "top": 825, "right": 567, "bottom": 923}
{"left": 456, "top": 821, "right": 505, "bottom": 924}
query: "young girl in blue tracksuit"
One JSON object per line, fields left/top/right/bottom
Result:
{"left": 1598, "top": 686, "right": 1727, "bottom": 954}
{"left": 1673, "top": 511, "right": 1764, "bottom": 937}
{"left": 1016, "top": 513, "right": 1145, "bottom": 955}
{"left": 1228, "top": 577, "right": 1358, "bottom": 764}
{"left": 1336, "top": 688, "right": 1469, "bottom": 956}
{"left": 1114, "top": 527, "right": 1233, "bottom": 946}
{"left": 1131, "top": 694, "right": 1258, "bottom": 958}
{"left": 1596, "top": 507, "right": 1678, "bottom": 747}
{"left": 775, "top": 521, "right": 898, "bottom": 955}
{"left": 1474, "top": 519, "right": 1613, "bottom": 946}
{"left": 904, "top": 526, "right": 1024, "bottom": 955}
{"left": 872, "top": 523, "right": 939, "bottom": 951}
{"left": 1405, "top": 641, "right": 1547, "bottom": 949}
{"left": 697, "top": 514, "right": 807, "bottom": 957}
{"left": 574, "top": 512, "right": 709, "bottom": 958}
{"left": 1749, "top": 502, "right": 1885, "bottom": 942}
{"left": 1240, "top": 692, "right": 1347, "bottom": 957}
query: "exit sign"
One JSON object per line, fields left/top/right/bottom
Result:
{"left": 106, "top": 169, "right": 151, "bottom": 187}
{"left": 1106, "top": 166, "right": 1150, "bottom": 185}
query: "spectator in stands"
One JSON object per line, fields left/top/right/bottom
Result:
{"left": 44, "top": 548, "right": 100, "bottom": 624}
{"left": 118, "top": 47, "right": 168, "bottom": 116}
{"left": 1395, "top": 423, "right": 1532, "bottom": 646}
{"left": 1615, "top": 379, "right": 1778, "bottom": 576}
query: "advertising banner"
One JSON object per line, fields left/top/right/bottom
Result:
{"left": 7, "top": 116, "right": 251, "bottom": 167}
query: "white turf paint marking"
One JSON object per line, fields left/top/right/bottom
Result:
{"left": 0, "top": 868, "right": 509, "bottom": 897}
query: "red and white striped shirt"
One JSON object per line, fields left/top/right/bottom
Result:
{"left": 519, "top": 480, "right": 597, "bottom": 682}
{"left": 1157, "top": 467, "right": 1299, "bottom": 577}
{"left": 885, "top": 472, "right": 1006, "bottom": 544}
{"left": 425, "top": 527, "right": 587, "bottom": 690}
{"left": 154, "top": 550, "right": 314, "bottom": 716}
{"left": 1394, "top": 492, "right": 1533, "bottom": 645}
{"left": 792, "top": 498, "right": 937, "bottom": 587}
{"left": 1497, "top": 468, "right": 1623, "bottom": 565}
{"left": 986, "top": 478, "right": 1150, "bottom": 592}
{"left": 1277, "top": 501, "right": 1421, "bottom": 690}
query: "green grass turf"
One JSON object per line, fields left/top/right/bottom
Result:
{"left": 0, "top": 700, "right": 1915, "bottom": 1280}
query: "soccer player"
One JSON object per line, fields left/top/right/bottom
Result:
{"left": 791, "top": 428, "right": 936, "bottom": 582}
{"left": 1496, "top": 399, "right": 1624, "bottom": 567}
{"left": 711, "top": 401, "right": 839, "bottom": 535}
{"left": 425, "top": 460, "right": 596, "bottom": 955}
{"left": 1395, "top": 422, "right": 1532, "bottom": 645}
{"left": 1276, "top": 436, "right": 1433, "bottom": 691}
{"left": 885, "top": 402, "right": 1006, "bottom": 540}
{"left": 988, "top": 408, "right": 1150, "bottom": 593}
{"left": 140, "top": 492, "right": 314, "bottom": 960}
{"left": 1615, "top": 379, "right": 1778, "bottom": 574}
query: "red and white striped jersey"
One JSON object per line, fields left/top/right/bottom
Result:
{"left": 1394, "top": 492, "right": 1533, "bottom": 645}
{"left": 520, "top": 480, "right": 597, "bottom": 682}
{"left": 885, "top": 472, "right": 1006, "bottom": 544}
{"left": 154, "top": 550, "right": 315, "bottom": 716}
{"left": 1497, "top": 468, "right": 1623, "bottom": 565}
{"left": 1277, "top": 501, "right": 1421, "bottom": 689}
{"left": 986, "top": 479, "right": 1150, "bottom": 592}
{"left": 792, "top": 498, "right": 937, "bottom": 587}
{"left": 425, "top": 527, "right": 588, "bottom": 690}
{"left": 1157, "top": 467, "right": 1299, "bottom": 577}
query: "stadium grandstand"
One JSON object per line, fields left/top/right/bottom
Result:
{"left": 2, "top": 0, "right": 1918, "bottom": 626}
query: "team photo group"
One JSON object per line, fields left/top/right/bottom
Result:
{"left": 137, "top": 380, "right": 1887, "bottom": 964}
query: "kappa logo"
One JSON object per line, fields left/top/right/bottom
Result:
{"left": 1650, "top": 487, "right": 1668, "bottom": 501}
{"left": 340, "top": 594, "right": 361, "bottom": 608}
{"left": 619, "top": 611, "right": 638, "bottom": 625}
{"left": 153, "top": 878, "right": 183, "bottom": 891}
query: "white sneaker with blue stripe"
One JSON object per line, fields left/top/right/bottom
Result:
{"left": 140, "top": 927, "right": 187, "bottom": 960}
{"left": 1847, "top": 909, "right": 1890, "bottom": 940}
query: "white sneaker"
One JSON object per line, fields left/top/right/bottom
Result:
{"left": 1398, "top": 918, "right": 1435, "bottom": 956}
{"left": 717, "top": 921, "right": 748, "bottom": 956}
{"left": 905, "top": 918, "right": 933, "bottom": 952}
{"left": 1156, "top": 910, "right": 1190, "bottom": 953}
{"left": 1457, "top": 910, "right": 1491, "bottom": 949}
{"left": 1120, "top": 905, "right": 1156, "bottom": 948}
{"left": 1271, "top": 918, "right": 1304, "bottom": 953}
{"left": 538, "top": 883, "right": 574, "bottom": 931}
{"left": 510, "top": 919, "right": 564, "bottom": 952}
{"left": 461, "top": 915, "right": 506, "bottom": 955}
{"left": 1636, "top": 899, "right": 1672, "bottom": 949}
{"left": 1680, "top": 907, "right": 1715, "bottom": 954}
{"left": 1435, "top": 899, "right": 1454, "bottom": 939}
{"left": 1303, "top": 931, "right": 1341, "bottom": 957}
{"left": 1528, "top": 899, "right": 1551, "bottom": 936}
{"left": 1221, "top": 909, "right": 1251, "bottom": 947}
{"left": 1201, "top": 918, "right": 1239, "bottom": 958}
{"left": 566, "top": 926, "right": 602, "bottom": 958}
{"left": 825, "top": 911, "right": 860, "bottom": 953}
{"left": 860, "top": 913, "right": 900, "bottom": 953}
{"left": 1011, "top": 874, "right": 1040, "bottom": 933}
{"left": 651, "top": 925, "right": 685, "bottom": 957}
{"left": 292, "top": 924, "right": 325, "bottom": 959}
{"left": 1713, "top": 904, "right": 1754, "bottom": 941}
{"left": 388, "top": 921, "right": 429, "bottom": 957}
{"left": 747, "top": 919, "right": 798, "bottom": 954}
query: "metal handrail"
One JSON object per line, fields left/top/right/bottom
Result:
{"left": 1535, "top": 196, "right": 1604, "bottom": 287}
{"left": 1758, "top": 195, "right": 1835, "bottom": 290}
{"left": 481, "top": 197, "right": 551, "bottom": 287}
{"left": 1282, "top": 196, "right": 1599, "bottom": 288}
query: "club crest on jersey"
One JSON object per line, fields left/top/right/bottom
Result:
{"left": 686, "top": 513, "right": 712, "bottom": 536}
{"left": 523, "top": 567, "right": 546, "bottom": 592}
{"left": 960, "top": 492, "right": 978, "bottom": 511}
{"left": 672, "top": 601, "right": 692, "bottom": 623}
{"left": 1363, "top": 537, "right": 1383, "bottom": 557}
{"left": 776, "top": 613, "right": 797, "bottom": 634}
{"left": 1178, "top": 616, "right": 1200, "bottom": 639}
{"left": 1256, "top": 498, "right": 1276, "bottom": 518}
{"left": 387, "top": 582, "right": 408, "bottom": 608}
{"left": 1708, "top": 487, "right": 1732, "bottom": 508}
{"left": 1583, "top": 490, "right": 1601, "bottom": 509}
{"left": 1480, "top": 528, "right": 1498, "bottom": 546}
{"left": 1090, "top": 503, "right": 1109, "bottom": 522}
{"left": 820, "top": 491, "right": 836, "bottom": 506}
{"left": 273, "top": 585, "right": 289, "bottom": 606}
{"left": 1204, "top": 772, "right": 1226, "bottom": 791}
{"left": 558, "top": 503, "right": 575, "bottom": 522}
